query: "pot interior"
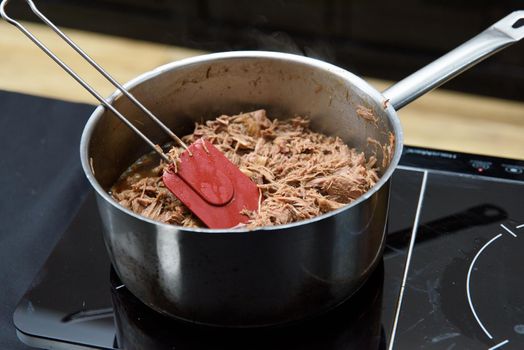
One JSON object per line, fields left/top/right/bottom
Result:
{"left": 85, "top": 53, "right": 400, "bottom": 193}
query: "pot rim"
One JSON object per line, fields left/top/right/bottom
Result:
{"left": 79, "top": 50, "right": 404, "bottom": 234}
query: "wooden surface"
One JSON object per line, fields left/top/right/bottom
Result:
{"left": 1, "top": 21, "right": 523, "bottom": 160}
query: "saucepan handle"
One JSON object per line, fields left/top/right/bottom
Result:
{"left": 382, "top": 11, "right": 524, "bottom": 110}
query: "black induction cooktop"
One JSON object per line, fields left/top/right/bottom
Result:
{"left": 12, "top": 145, "right": 524, "bottom": 350}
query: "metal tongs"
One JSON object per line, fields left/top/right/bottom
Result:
{"left": 1, "top": 0, "right": 187, "bottom": 161}
{"left": 1, "top": 0, "right": 260, "bottom": 228}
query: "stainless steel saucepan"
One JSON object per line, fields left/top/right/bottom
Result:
{"left": 82, "top": 12, "right": 522, "bottom": 327}
{"left": 3, "top": 1, "right": 523, "bottom": 327}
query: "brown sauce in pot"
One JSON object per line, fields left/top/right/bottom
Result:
{"left": 110, "top": 152, "right": 162, "bottom": 194}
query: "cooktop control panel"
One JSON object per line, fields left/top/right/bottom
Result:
{"left": 401, "top": 147, "right": 524, "bottom": 181}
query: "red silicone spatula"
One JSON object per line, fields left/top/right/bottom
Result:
{"left": 162, "top": 139, "right": 260, "bottom": 228}
{"left": 0, "top": 0, "right": 260, "bottom": 228}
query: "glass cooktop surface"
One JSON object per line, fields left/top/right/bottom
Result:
{"left": 13, "top": 147, "right": 524, "bottom": 350}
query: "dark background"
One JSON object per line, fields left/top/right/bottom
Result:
{"left": 8, "top": 0, "right": 524, "bottom": 101}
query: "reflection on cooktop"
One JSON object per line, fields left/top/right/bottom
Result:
{"left": 111, "top": 265, "right": 386, "bottom": 350}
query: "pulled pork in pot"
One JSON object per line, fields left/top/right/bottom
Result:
{"left": 110, "top": 110, "right": 379, "bottom": 228}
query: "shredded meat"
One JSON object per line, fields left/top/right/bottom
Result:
{"left": 356, "top": 105, "right": 378, "bottom": 125}
{"left": 111, "top": 110, "right": 379, "bottom": 228}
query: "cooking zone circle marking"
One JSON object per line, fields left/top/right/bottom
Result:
{"left": 489, "top": 339, "right": 510, "bottom": 350}
{"left": 466, "top": 223, "right": 523, "bottom": 349}
{"left": 467, "top": 234, "right": 501, "bottom": 340}
{"left": 500, "top": 224, "right": 517, "bottom": 237}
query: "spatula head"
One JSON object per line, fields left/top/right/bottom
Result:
{"left": 162, "top": 139, "right": 260, "bottom": 228}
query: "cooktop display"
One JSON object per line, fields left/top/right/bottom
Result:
{"left": 13, "top": 147, "right": 524, "bottom": 350}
